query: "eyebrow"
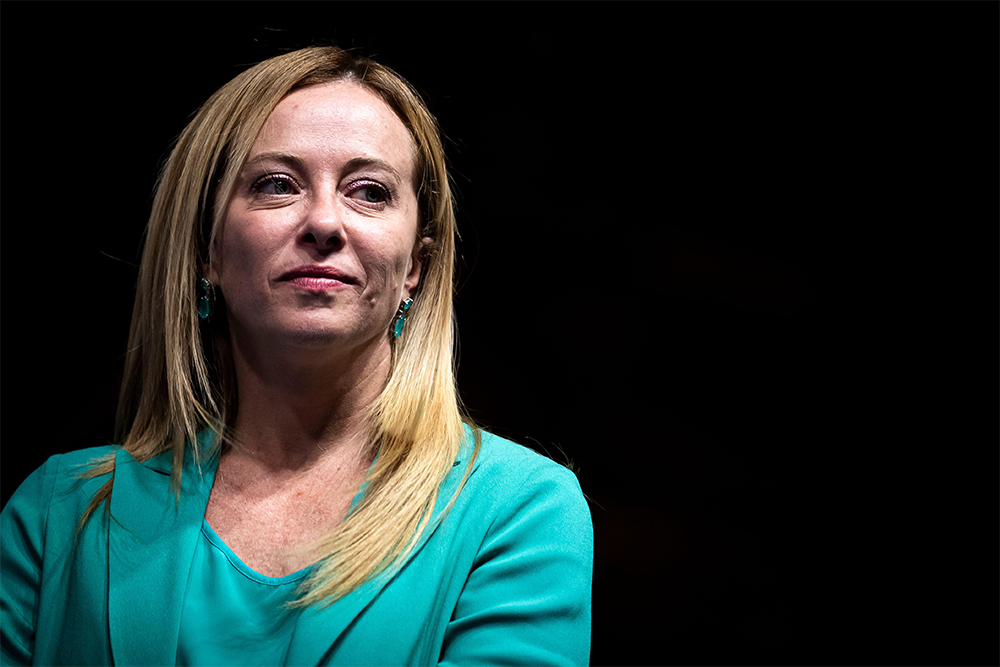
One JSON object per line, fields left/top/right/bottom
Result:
{"left": 342, "top": 156, "right": 405, "bottom": 185}
{"left": 243, "top": 152, "right": 405, "bottom": 184}
{"left": 244, "top": 151, "right": 306, "bottom": 171}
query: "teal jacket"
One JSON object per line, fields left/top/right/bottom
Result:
{"left": 0, "top": 430, "right": 593, "bottom": 665}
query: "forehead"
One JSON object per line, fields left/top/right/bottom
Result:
{"left": 250, "top": 80, "right": 417, "bottom": 174}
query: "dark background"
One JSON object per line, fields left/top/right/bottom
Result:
{"left": 2, "top": 2, "right": 996, "bottom": 665}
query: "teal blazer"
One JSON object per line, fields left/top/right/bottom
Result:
{"left": 0, "top": 429, "right": 592, "bottom": 665}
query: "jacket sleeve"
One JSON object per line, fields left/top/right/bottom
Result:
{"left": 1, "top": 456, "right": 60, "bottom": 666}
{"left": 439, "top": 460, "right": 594, "bottom": 666}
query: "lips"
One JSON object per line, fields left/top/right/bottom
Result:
{"left": 278, "top": 265, "right": 356, "bottom": 290}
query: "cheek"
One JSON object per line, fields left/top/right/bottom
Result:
{"left": 358, "top": 235, "right": 416, "bottom": 302}
{"left": 217, "top": 221, "right": 280, "bottom": 298}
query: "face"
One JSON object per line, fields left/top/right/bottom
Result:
{"left": 209, "top": 80, "right": 422, "bottom": 355}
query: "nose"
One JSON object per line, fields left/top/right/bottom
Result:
{"left": 300, "top": 194, "right": 346, "bottom": 253}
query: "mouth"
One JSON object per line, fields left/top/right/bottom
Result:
{"left": 278, "top": 265, "right": 356, "bottom": 291}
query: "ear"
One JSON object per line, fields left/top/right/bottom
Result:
{"left": 202, "top": 214, "right": 225, "bottom": 287}
{"left": 202, "top": 261, "right": 220, "bottom": 287}
{"left": 202, "top": 232, "right": 223, "bottom": 287}
{"left": 403, "top": 236, "right": 433, "bottom": 298}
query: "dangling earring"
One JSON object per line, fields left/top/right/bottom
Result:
{"left": 198, "top": 278, "right": 216, "bottom": 321}
{"left": 392, "top": 298, "right": 414, "bottom": 338}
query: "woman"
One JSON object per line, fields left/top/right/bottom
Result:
{"left": 0, "top": 46, "right": 592, "bottom": 666}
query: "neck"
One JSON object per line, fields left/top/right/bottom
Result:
{"left": 225, "top": 327, "right": 392, "bottom": 474}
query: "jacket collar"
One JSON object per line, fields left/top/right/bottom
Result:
{"left": 106, "top": 426, "right": 480, "bottom": 666}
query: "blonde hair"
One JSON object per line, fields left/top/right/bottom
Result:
{"left": 80, "top": 45, "right": 478, "bottom": 606}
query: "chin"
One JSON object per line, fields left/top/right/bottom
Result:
{"left": 280, "top": 318, "right": 383, "bottom": 352}
{"left": 231, "top": 308, "right": 386, "bottom": 354}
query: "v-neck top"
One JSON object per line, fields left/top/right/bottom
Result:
{"left": 175, "top": 477, "right": 370, "bottom": 666}
{"left": 175, "top": 520, "right": 311, "bottom": 666}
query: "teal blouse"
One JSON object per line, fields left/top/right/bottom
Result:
{"left": 0, "top": 428, "right": 593, "bottom": 666}
{"left": 175, "top": 520, "right": 312, "bottom": 665}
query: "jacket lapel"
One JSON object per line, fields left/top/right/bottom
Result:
{"left": 108, "top": 443, "right": 218, "bottom": 666}
{"left": 285, "top": 430, "right": 481, "bottom": 665}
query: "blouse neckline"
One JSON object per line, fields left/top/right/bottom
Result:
{"left": 197, "top": 452, "right": 374, "bottom": 585}
{"left": 199, "top": 519, "right": 312, "bottom": 585}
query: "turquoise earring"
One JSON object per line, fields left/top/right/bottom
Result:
{"left": 392, "top": 298, "right": 414, "bottom": 338}
{"left": 197, "top": 279, "right": 215, "bottom": 321}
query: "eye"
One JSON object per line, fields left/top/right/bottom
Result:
{"left": 251, "top": 174, "right": 298, "bottom": 196}
{"left": 347, "top": 180, "right": 391, "bottom": 206}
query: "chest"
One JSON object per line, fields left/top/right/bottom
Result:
{"left": 204, "top": 464, "right": 365, "bottom": 578}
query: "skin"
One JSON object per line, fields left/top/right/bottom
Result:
{"left": 203, "top": 80, "right": 424, "bottom": 577}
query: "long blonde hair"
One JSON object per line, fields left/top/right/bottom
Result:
{"left": 80, "top": 45, "right": 477, "bottom": 606}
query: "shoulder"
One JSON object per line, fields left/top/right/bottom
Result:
{"left": 11, "top": 444, "right": 118, "bottom": 488}
{"left": 457, "top": 428, "right": 592, "bottom": 542}
{"left": 465, "top": 428, "right": 583, "bottom": 495}
{"left": 47, "top": 444, "right": 119, "bottom": 488}
{"left": 473, "top": 429, "right": 570, "bottom": 471}
{"left": 2, "top": 445, "right": 119, "bottom": 522}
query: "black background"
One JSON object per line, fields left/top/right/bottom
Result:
{"left": 2, "top": 2, "right": 996, "bottom": 665}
